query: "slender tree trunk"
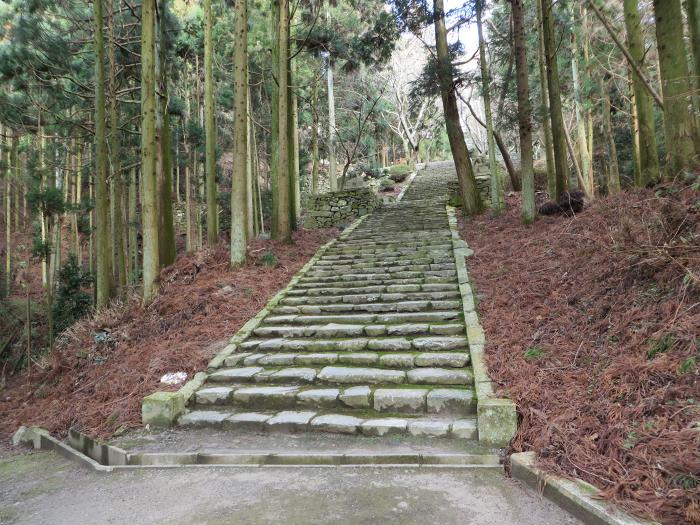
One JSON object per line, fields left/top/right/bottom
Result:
{"left": 158, "top": 0, "right": 176, "bottom": 266}
{"left": 601, "top": 78, "right": 621, "bottom": 194}
{"left": 327, "top": 53, "right": 337, "bottom": 192}
{"left": 141, "top": 0, "right": 160, "bottom": 303}
{"left": 270, "top": 2, "right": 280, "bottom": 237}
{"left": 204, "top": 0, "right": 218, "bottom": 244}
{"left": 571, "top": 7, "right": 593, "bottom": 196}
{"left": 476, "top": 0, "right": 503, "bottom": 213}
{"left": 4, "top": 129, "right": 11, "bottom": 296}
{"left": 652, "top": 0, "right": 696, "bottom": 179}
{"left": 94, "top": 0, "right": 114, "bottom": 307}
{"left": 288, "top": 55, "right": 300, "bottom": 228}
{"left": 686, "top": 0, "right": 700, "bottom": 134}
{"left": 540, "top": 0, "right": 569, "bottom": 196}
{"left": 623, "top": 0, "right": 659, "bottom": 186}
{"left": 311, "top": 72, "right": 320, "bottom": 194}
{"left": 231, "top": 0, "right": 249, "bottom": 264}
{"left": 274, "top": 0, "right": 292, "bottom": 242}
{"left": 511, "top": 0, "right": 535, "bottom": 223}
{"left": 629, "top": 73, "right": 642, "bottom": 184}
{"left": 434, "top": 0, "right": 482, "bottom": 215}
{"left": 246, "top": 88, "right": 255, "bottom": 239}
{"left": 128, "top": 166, "right": 137, "bottom": 282}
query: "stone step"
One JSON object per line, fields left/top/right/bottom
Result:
{"left": 193, "top": 383, "right": 475, "bottom": 415}
{"left": 284, "top": 283, "right": 458, "bottom": 297}
{"left": 238, "top": 335, "right": 468, "bottom": 353}
{"left": 179, "top": 408, "right": 478, "bottom": 439}
{"left": 295, "top": 276, "right": 457, "bottom": 289}
{"left": 271, "top": 299, "right": 462, "bottom": 315}
{"left": 223, "top": 350, "right": 470, "bottom": 368}
{"left": 301, "top": 270, "right": 458, "bottom": 282}
{"left": 253, "top": 322, "right": 465, "bottom": 338}
{"left": 262, "top": 311, "right": 463, "bottom": 325}
{"left": 279, "top": 290, "right": 460, "bottom": 306}
{"left": 207, "top": 365, "right": 473, "bottom": 387}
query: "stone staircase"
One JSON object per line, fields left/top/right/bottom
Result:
{"left": 179, "top": 164, "right": 478, "bottom": 440}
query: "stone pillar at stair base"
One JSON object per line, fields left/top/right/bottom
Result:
{"left": 142, "top": 391, "right": 185, "bottom": 427}
{"left": 477, "top": 397, "right": 517, "bottom": 447}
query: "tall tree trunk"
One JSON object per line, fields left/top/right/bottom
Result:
{"left": 274, "top": 0, "right": 292, "bottom": 242}
{"left": 158, "top": 0, "right": 176, "bottom": 266}
{"left": 231, "top": 0, "right": 249, "bottom": 263}
{"left": 540, "top": 0, "right": 569, "bottom": 196}
{"left": 476, "top": 0, "right": 503, "bottom": 213}
{"left": 511, "top": 0, "right": 535, "bottom": 223}
{"left": 128, "top": 166, "right": 137, "bottom": 283}
{"left": 623, "top": 0, "right": 659, "bottom": 186}
{"left": 270, "top": 2, "right": 280, "bottom": 237}
{"left": 652, "top": 0, "right": 696, "bottom": 179}
{"left": 434, "top": 0, "right": 482, "bottom": 215}
{"left": 686, "top": 0, "right": 700, "bottom": 134}
{"left": 311, "top": 72, "right": 320, "bottom": 194}
{"left": 94, "top": 0, "right": 114, "bottom": 307}
{"left": 3, "top": 128, "right": 11, "bottom": 296}
{"left": 288, "top": 55, "right": 300, "bottom": 228}
{"left": 141, "top": 0, "right": 160, "bottom": 303}
{"left": 571, "top": 6, "right": 593, "bottom": 196}
{"left": 601, "top": 77, "right": 621, "bottom": 194}
{"left": 204, "top": 0, "right": 218, "bottom": 244}
{"left": 327, "top": 53, "right": 337, "bottom": 192}
{"left": 246, "top": 87, "right": 255, "bottom": 238}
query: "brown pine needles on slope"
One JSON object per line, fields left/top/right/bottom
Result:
{"left": 461, "top": 183, "right": 699, "bottom": 525}
{"left": 0, "top": 228, "right": 337, "bottom": 439}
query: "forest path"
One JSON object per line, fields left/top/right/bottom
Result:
{"left": 176, "top": 161, "right": 479, "bottom": 441}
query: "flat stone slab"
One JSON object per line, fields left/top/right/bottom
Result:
{"left": 314, "top": 323, "right": 365, "bottom": 337}
{"left": 407, "top": 368, "right": 472, "bottom": 385}
{"left": 361, "top": 418, "right": 408, "bottom": 437}
{"left": 225, "top": 412, "right": 271, "bottom": 431}
{"left": 194, "top": 387, "right": 234, "bottom": 405}
{"left": 411, "top": 336, "right": 467, "bottom": 351}
{"left": 208, "top": 367, "right": 263, "bottom": 382}
{"left": 310, "top": 414, "right": 362, "bottom": 434}
{"left": 337, "top": 353, "right": 379, "bottom": 365}
{"left": 257, "top": 354, "right": 297, "bottom": 366}
{"left": 415, "top": 353, "right": 469, "bottom": 368}
{"left": 270, "top": 368, "right": 317, "bottom": 383}
{"left": 265, "top": 411, "right": 316, "bottom": 432}
{"left": 233, "top": 386, "right": 299, "bottom": 408}
{"left": 429, "top": 324, "right": 465, "bottom": 336}
{"left": 379, "top": 354, "right": 415, "bottom": 367}
{"left": 408, "top": 420, "right": 451, "bottom": 437}
{"left": 223, "top": 352, "right": 253, "bottom": 367}
{"left": 297, "top": 388, "right": 340, "bottom": 407}
{"left": 318, "top": 366, "right": 405, "bottom": 385}
{"left": 295, "top": 353, "right": 338, "bottom": 365}
{"left": 367, "top": 338, "right": 412, "bottom": 351}
{"left": 427, "top": 389, "right": 474, "bottom": 415}
{"left": 386, "top": 323, "right": 429, "bottom": 336}
{"left": 451, "top": 419, "right": 478, "bottom": 439}
{"left": 339, "top": 386, "right": 372, "bottom": 408}
{"left": 374, "top": 389, "right": 427, "bottom": 413}
{"left": 178, "top": 411, "right": 229, "bottom": 427}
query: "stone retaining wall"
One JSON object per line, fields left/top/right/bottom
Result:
{"left": 303, "top": 187, "right": 381, "bottom": 228}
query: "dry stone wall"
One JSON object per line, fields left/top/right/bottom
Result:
{"left": 303, "top": 187, "right": 381, "bottom": 228}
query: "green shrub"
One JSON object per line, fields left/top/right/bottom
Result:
{"left": 53, "top": 254, "right": 93, "bottom": 332}
{"left": 387, "top": 164, "right": 412, "bottom": 176}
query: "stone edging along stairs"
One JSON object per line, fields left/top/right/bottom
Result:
{"left": 142, "top": 163, "right": 517, "bottom": 447}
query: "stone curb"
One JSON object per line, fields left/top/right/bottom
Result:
{"left": 510, "top": 452, "right": 659, "bottom": 525}
{"left": 394, "top": 170, "right": 418, "bottom": 203}
{"left": 12, "top": 426, "right": 501, "bottom": 471}
{"left": 141, "top": 215, "right": 371, "bottom": 428}
{"left": 445, "top": 205, "right": 517, "bottom": 447}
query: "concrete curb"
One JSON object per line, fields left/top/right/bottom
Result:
{"left": 13, "top": 426, "right": 501, "bottom": 471}
{"left": 141, "top": 215, "right": 371, "bottom": 428}
{"left": 394, "top": 170, "right": 418, "bottom": 203}
{"left": 511, "top": 452, "right": 659, "bottom": 525}
{"left": 445, "top": 205, "right": 517, "bottom": 447}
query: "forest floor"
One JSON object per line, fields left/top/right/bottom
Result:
{"left": 0, "top": 227, "right": 338, "bottom": 439}
{"left": 460, "top": 178, "right": 700, "bottom": 525}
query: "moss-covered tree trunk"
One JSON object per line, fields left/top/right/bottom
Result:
{"left": 433, "top": 0, "right": 482, "bottom": 215}
{"left": 511, "top": 0, "right": 535, "bottom": 223}
{"left": 476, "top": 0, "right": 503, "bottom": 213}
{"left": 94, "top": 0, "right": 114, "bottom": 307}
{"left": 204, "top": 0, "right": 218, "bottom": 245}
{"left": 540, "top": 0, "right": 569, "bottom": 196}
{"left": 623, "top": 0, "right": 659, "bottom": 186}
{"left": 274, "top": 0, "right": 292, "bottom": 242}
{"left": 311, "top": 72, "right": 320, "bottom": 195}
{"left": 140, "top": 0, "right": 160, "bottom": 303}
{"left": 653, "top": 0, "right": 697, "bottom": 178}
{"left": 230, "top": 0, "right": 249, "bottom": 264}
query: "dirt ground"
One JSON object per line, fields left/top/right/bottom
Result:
{"left": 0, "top": 227, "right": 338, "bottom": 440}
{"left": 461, "top": 184, "right": 700, "bottom": 525}
{"left": 0, "top": 448, "right": 580, "bottom": 525}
